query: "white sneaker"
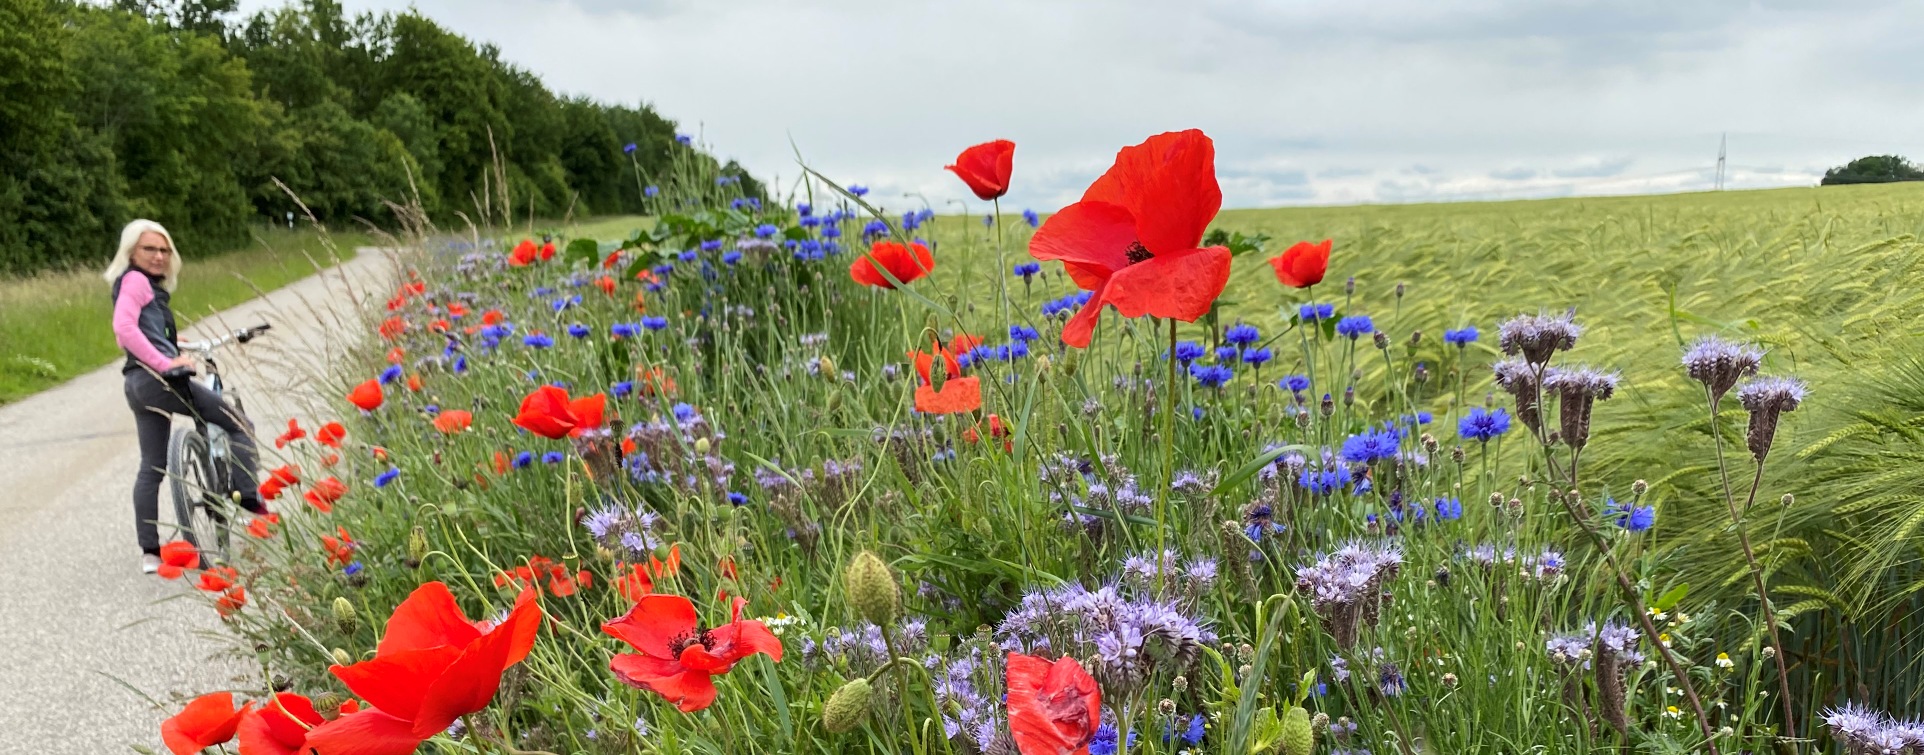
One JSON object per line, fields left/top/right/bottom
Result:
{"left": 140, "top": 553, "right": 161, "bottom": 574}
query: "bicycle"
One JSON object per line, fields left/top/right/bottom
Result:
{"left": 164, "top": 323, "right": 272, "bottom": 565}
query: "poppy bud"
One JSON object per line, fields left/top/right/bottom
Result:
{"left": 821, "top": 677, "right": 873, "bottom": 734}
{"left": 826, "top": 392, "right": 843, "bottom": 414}
{"left": 818, "top": 356, "right": 836, "bottom": 377}
{"left": 331, "top": 647, "right": 352, "bottom": 666}
{"left": 406, "top": 526, "right": 428, "bottom": 568}
{"left": 1059, "top": 350, "right": 1080, "bottom": 377}
{"left": 695, "top": 437, "right": 711, "bottom": 455}
{"left": 332, "top": 597, "right": 358, "bottom": 635}
{"left": 843, "top": 550, "right": 900, "bottom": 627}
{"left": 1281, "top": 705, "right": 1315, "bottom": 755}
{"left": 313, "top": 692, "right": 344, "bottom": 720}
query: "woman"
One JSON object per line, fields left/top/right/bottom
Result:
{"left": 106, "top": 219, "right": 267, "bottom": 574}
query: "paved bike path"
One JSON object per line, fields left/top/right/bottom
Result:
{"left": 0, "top": 247, "right": 393, "bottom": 753}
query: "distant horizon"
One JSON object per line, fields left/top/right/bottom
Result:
{"left": 238, "top": 0, "right": 1924, "bottom": 212}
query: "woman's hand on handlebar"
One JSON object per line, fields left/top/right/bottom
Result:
{"left": 167, "top": 355, "right": 197, "bottom": 372}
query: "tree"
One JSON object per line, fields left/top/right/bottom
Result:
{"left": 1821, "top": 155, "right": 1924, "bottom": 186}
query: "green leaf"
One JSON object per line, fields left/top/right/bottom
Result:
{"left": 563, "top": 238, "right": 599, "bottom": 267}
{"left": 1212, "top": 444, "right": 1310, "bottom": 497}
{"left": 1653, "top": 583, "right": 1689, "bottom": 612}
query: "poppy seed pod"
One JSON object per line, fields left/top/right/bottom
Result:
{"left": 406, "top": 526, "right": 428, "bottom": 568}
{"left": 843, "top": 551, "right": 900, "bottom": 627}
{"left": 1281, "top": 705, "right": 1315, "bottom": 755}
{"left": 821, "top": 677, "right": 873, "bottom": 733}
{"left": 331, "top": 597, "right": 358, "bottom": 635}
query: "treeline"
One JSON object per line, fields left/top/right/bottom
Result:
{"left": 0, "top": 0, "right": 760, "bottom": 273}
{"left": 1822, "top": 155, "right": 1924, "bottom": 186}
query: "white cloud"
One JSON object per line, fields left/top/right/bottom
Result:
{"left": 238, "top": 0, "right": 1924, "bottom": 210}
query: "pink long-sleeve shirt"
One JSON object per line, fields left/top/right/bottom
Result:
{"left": 112, "top": 272, "right": 176, "bottom": 373}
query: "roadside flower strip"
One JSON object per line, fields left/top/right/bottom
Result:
{"left": 146, "top": 129, "right": 1863, "bottom": 755}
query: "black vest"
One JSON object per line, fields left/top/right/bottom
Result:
{"left": 111, "top": 269, "right": 179, "bottom": 374}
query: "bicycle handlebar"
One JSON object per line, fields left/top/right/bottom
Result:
{"left": 180, "top": 323, "right": 271, "bottom": 354}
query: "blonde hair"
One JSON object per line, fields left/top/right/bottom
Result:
{"left": 103, "top": 219, "right": 182, "bottom": 293}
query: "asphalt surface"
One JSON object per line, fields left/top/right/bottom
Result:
{"left": 0, "top": 247, "right": 393, "bottom": 753}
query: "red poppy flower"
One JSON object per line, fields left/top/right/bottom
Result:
{"left": 595, "top": 275, "right": 616, "bottom": 296}
{"left": 1268, "top": 239, "right": 1331, "bottom": 289}
{"left": 433, "top": 410, "right": 472, "bottom": 434}
{"left": 850, "top": 240, "right": 936, "bottom": 289}
{"left": 539, "top": 241, "right": 556, "bottom": 261}
{"left": 603, "top": 595, "right": 783, "bottom": 712}
{"left": 319, "top": 452, "right": 340, "bottom": 468}
{"left": 1028, "top": 129, "right": 1231, "bottom": 348}
{"left": 492, "top": 450, "right": 511, "bottom": 476}
{"left": 259, "top": 478, "right": 286, "bottom": 502}
{"left": 508, "top": 239, "right": 539, "bottom": 267}
{"left": 613, "top": 563, "right": 655, "bottom": 602}
{"left": 196, "top": 566, "right": 238, "bottom": 593}
{"left": 512, "top": 385, "right": 608, "bottom": 440}
{"left": 161, "top": 691, "right": 251, "bottom": 755}
{"left": 347, "top": 380, "right": 383, "bottom": 412}
{"left": 909, "top": 344, "right": 982, "bottom": 415}
{"left": 316, "top": 421, "right": 346, "bottom": 448}
{"left": 637, "top": 367, "right": 676, "bottom": 397}
{"left": 247, "top": 512, "right": 280, "bottom": 538}
{"left": 427, "top": 318, "right": 450, "bottom": 333}
{"left": 304, "top": 476, "right": 347, "bottom": 513}
{"left": 602, "top": 250, "right": 622, "bottom": 269}
{"left": 320, "top": 527, "right": 356, "bottom": 567}
{"left": 216, "top": 585, "right": 247, "bottom": 616}
{"left": 447, "top": 302, "right": 470, "bottom": 319}
{"left": 378, "top": 317, "right": 406, "bottom": 340}
{"left": 237, "top": 692, "right": 325, "bottom": 755}
{"left": 273, "top": 419, "right": 305, "bottom": 449}
{"left": 481, "top": 309, "right": 505, "bottom": 326}
{"left": 157, "top": 540, "right": 201, "bottom": 579}
{"left": 386, "top": 347, "right": 405, "bottom": 364}
{"left": 407, "top": 373, "right": 423, "bottom": 393}
{"left": 946, "top": 139, "right": 1016, "bottom": 200}
{"left": 1005, "top": 653, "right": 1101, "bottom": 755}
{"left": 269, "top": 464, "right": 301, "bottom": 487}
{"left": 304, "top": 582, "right": 541, "bottom": 754}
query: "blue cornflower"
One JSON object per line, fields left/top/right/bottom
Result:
{"left": 1192, "top": 406, "right": 1206, "bottom": 420}
{"left": 612, "top": 381, "right": 634, "bottom": 398}
{"left": 754, "top": 224, "right": 778, "bottom": 238}
{"left": 1340, "top": 429, "right": 1400, "bottom": 463}
{"left": 820, "top": 224, "right": 842, "bottom": 238}
{"left": 1458, "top": 407, "right": 1512, "bottom": 442}
{"left": 901, "top": 211, "right": 922, "bottom": 232}
{"left": 1214, "top": 345, "right": 1239, "bottom": 363}
{"left": 623, "top": 142, "right": 637, "bottom": 154}
{"left": 981, "top": 214, "right": 994, "bottom": 227}
{"left": 1170, "top": 341, "right": 1208, "bottom": 365}
{"left": 1189, "top": 363, "right": 1234, "bottom": 388}
{"left": 800, "top": 215, "right": 821, "bottom": 228}
{"left": 1298, "top": 303, "right": 1335, "bottom": 322}
{"left": 1610, "top": 500, "right": 1656, "bottom": 532}
{"left": 611, "top": 322, "right": 639, "bottom": 339}
{"left": 849, "top": 184, "right": 869, "bottom": 197}
{"left": 566, "top": 324, "right": 590, "bottom": 339}
{"left": 1009, "top": 325, "right": 1040, "bottom": 343}
{"left": 722, "top": 251, "right": 743, "bottom": 266}
{"left": 1335, "top": 315, "right": 1375, "bottom": 339}
{"left": 523, "top": 333, "right": 554, "bottom": 349}
{"left": 1281, "top": 374, "right": 1311, "bottom": 393}
{"left": 1224, "top": 323, "right": 1261, "bottom": 346}
{"left": 678, "top": 250, "right": 698, "bottom": 263}
{"left": 1012, "top": 261, "right": 1041, "bottom": 280}
{"left": 1444, "top": 326, "right": 1480, "bottom": 346}
{"left": 1243, "top": 347, "right": 1274, "bottom": 366}
{"left": 554, "top": 295, "right": 583, "bottom": 312}
{"left": 452, "top": 355, "right": 468, "bottom": 374}
{"left": 1435, "top": 497, "right": 1464, "bottom": 521}
{"left": 643, "top": 185, "right": 659, "bottom": 197}
{"left": 651, "top": 264, "right": 675, "bottom": 277}
{"left": 641, "top": 316, "right": 669, "bottom": 331}
{"left": 343, "top": 561, "right": 363, "bottom": 576}
{"left": 373, "top": 466, "right": 400, "bottom": 488}
{"left": 861, "top": 220, "right": 889, "bottom": 237}
{"left": 1163, "top": 713, "right": 1206, "bottom": 745}
{"left": 673, "top": 403, "right": 698, "bottom": 423}
{"left": 542, "top": 451, "right": 565, "bottom": 464}
{"left": 1023, "top": 208, "right": 1040, "bottom": 227}
{"left": 378, "top": 364, "right": 403, "bottom": 384}
{"left": 513, "top": 451, "right": 534, "bottom": 469}
{"left": 796, "top": 202, "right": 812, "bottom": 216}
{"left": 727, "top": 491, "right": 748, "bottom": 506}
{"left": 675, "top": 134, "right": 692, "bottom": 145}
{"left": 1299, "top": 465, "right": 1353, "bottom": 495}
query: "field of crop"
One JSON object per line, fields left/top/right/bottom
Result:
{"left": 145, "top": 138, "right": 1924, "bottom": 755}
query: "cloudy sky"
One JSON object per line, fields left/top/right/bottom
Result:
{"left": 243, "top": 0, "right": 1924, "bottom": 211}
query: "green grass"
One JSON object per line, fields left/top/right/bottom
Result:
{"left": 0, "top": 227, "right": 371, "bottom": 403}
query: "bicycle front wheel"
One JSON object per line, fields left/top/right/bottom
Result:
{"left": 166, "top": 425, "right": 230, "bottom": 564}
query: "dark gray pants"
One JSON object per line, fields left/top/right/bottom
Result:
{"left": 122, "top": 369, "right": 262, "bottom": 553}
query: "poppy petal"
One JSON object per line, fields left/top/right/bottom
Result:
{"left": 408, "top": 593, "right": 539, "bottom": 739}
{"left": 1058, "top": 282, "right": 1112, "bottom": 349}
{"left": 161, "top": 693, "right": 249, "bottom": 755}
{"left": 330, "top": 646, "right": 462, "bottom": 722}
{"left": 1028, "top": 200, "right": 1134, "bottom": 274}
{"left": 706, "top": 620, "right": 785, "bottom": 665}
{"left": 914, "top": 376, "right": 982, "bottom": 414}
{"left": 566, "top": 394, "right": 607, "bottom": 435}
{"left": 512, "top": 385, "right": 578, "bottom": 439}
{"left": 300, "top": 708, "right": 426, "bottom": 755}
{"left": 602, "top": 594, "right": 698, "bottom": 658}
{"left": 1101, "top": 246, "right": 1231, "bottom": 323}
{"left": 1081, "top": 129, "right": 1221, "bottom": 255}
{"left": 376, "top": 582, "right": 484, "bottom": 656}
{"left": 610, "top": 653, "right": 720, "bottom": 712}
